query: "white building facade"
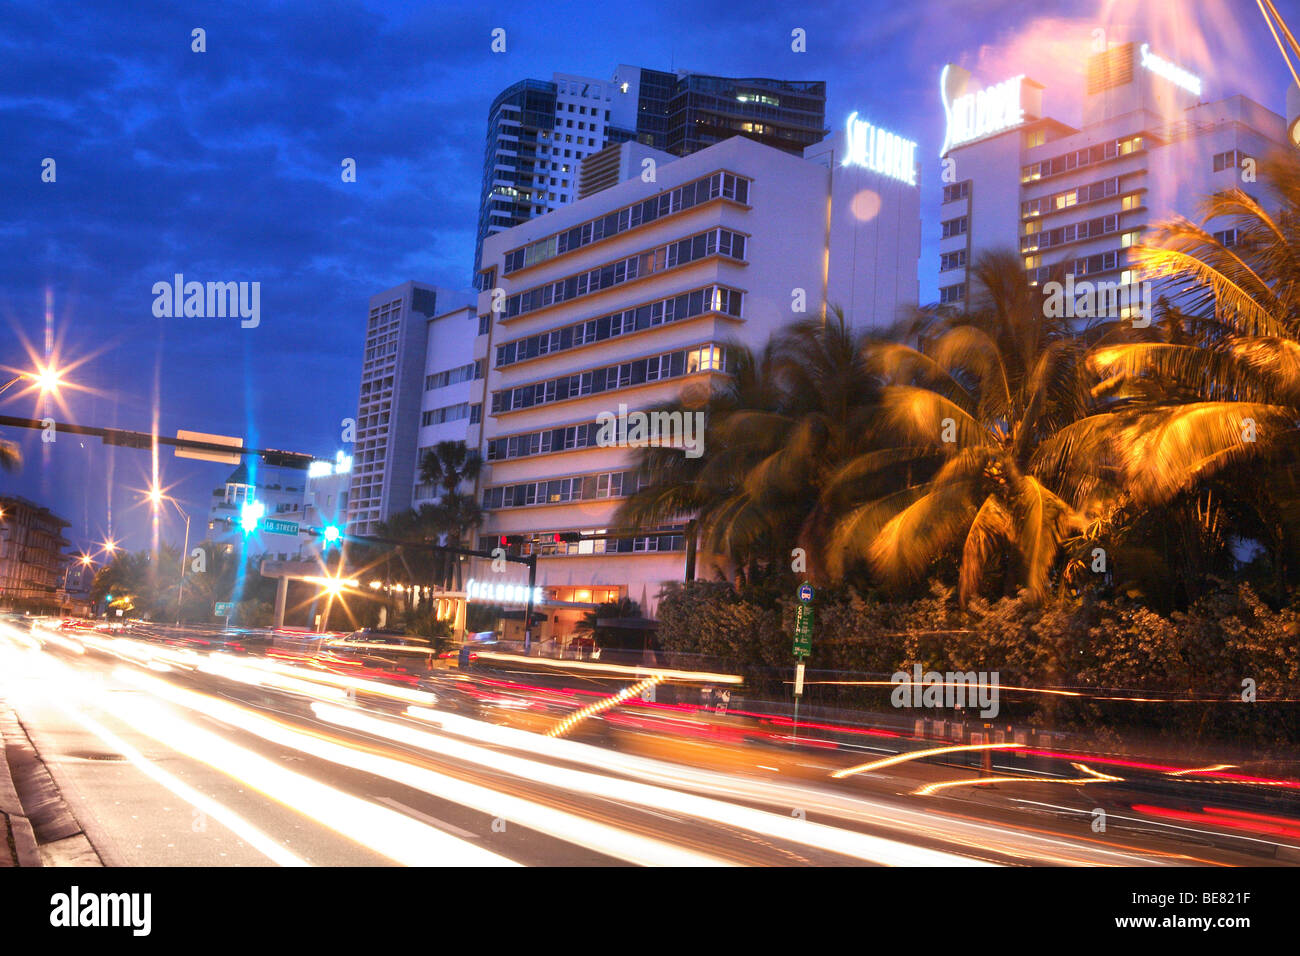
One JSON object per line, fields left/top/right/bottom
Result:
{"left": 470, "top": 130, "right": 920, "bottom": 641}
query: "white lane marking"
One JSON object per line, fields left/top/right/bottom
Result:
{"left": 375, "top": 797, "right": 481, "bottom": 841}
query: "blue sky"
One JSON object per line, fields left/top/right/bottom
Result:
{"left": 0, "top": 0, "right": 1292, "bottom": 555}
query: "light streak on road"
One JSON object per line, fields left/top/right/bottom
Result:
{"left": 322, "top": 704, "right": 994, "bottom": 866}
{"left": 913, "top": 763, "right": 1122, "bottom": 797}
{"left": 547, "top": 677, "right": 661, "bottom": 738}
{"left": 56, "top": 708, "right": 310, "bottom": 867}
{"left": 832, "top": 742, "right": 1024, "bottom": 779}
{"left": 471, "top": 651, "right": 744, "bottom": 685}
{"left": 199, "top": 654, "right": 350, "bottom": 701}
{"left": 115, "top": 669, "right": 726, "bottom": 867}
{"left": 100, "top": 687, "right": 516, "bottom": 867}
{"left": 225, "top": 655, "right": 437, "bottom": 705}
{"left": 3, "top": 644, "right": 513, "bottom": 866}
{"left": 404, "top": 705, "right": 1177, "bottom": 866}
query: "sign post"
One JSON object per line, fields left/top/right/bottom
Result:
{"left": 792, "top": 584, "right": 814, "bottom": 741}
{"left": 214, "top": 601, "right": 233, "bottom": 626}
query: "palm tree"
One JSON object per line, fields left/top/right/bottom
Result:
{"left": 420, "top": 440, "right": 482, "bottom": 497}
{"left": 0, "top": 437, "right": 20, "bottom": 472}
{"left": 617, "top": 310, "right": 887, "bottom": 584}
{"left": 1094, "top": 149, "right": 1300, "bottom": 591}
{"left": 824, "top": 251, "right": 1123, "bottom": 605}
{"left": 418, "top": 441, "right": 483, "bottom": 587}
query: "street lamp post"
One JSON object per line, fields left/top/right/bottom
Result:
{"left": 147, "top": 485, "right": 191, "bottom": 625}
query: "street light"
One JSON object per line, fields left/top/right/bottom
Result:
{"left": 0, "top": 361, "right": 67, "bottom": 399}
{"left": 146, "top": 483, "right": 192, "bottom": 624}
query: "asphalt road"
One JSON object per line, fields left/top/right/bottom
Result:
{"left": 1, "top": 620, "right": 1294, "bottom": 867}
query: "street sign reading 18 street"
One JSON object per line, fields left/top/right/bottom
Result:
{"left": 261, "top": 518, "right": 300, "bottom": 536}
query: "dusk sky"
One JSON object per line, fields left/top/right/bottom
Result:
{"left": 0, "top": 0, "right": 1292, "bottom": 556}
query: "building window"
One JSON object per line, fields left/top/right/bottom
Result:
{"left": 491, "top": 344, "right": 733, "bottom": 414}
{"left": 478, "top": 314, "right": 491, "bottom": 336}
{"left": 941, "top": 216, "right": 968, "bottom": 239}
{"left": 939, "top": 250, "right": 967, "bottom": 272}
{"left": 941, "top": 181, "right": 970, "bottom": 204}
{"left": 421, "top": 403, "right": 472, "bottom": 427}
{"left": 1024, "top": 128, "right": 1046, "bottom": 148}
{"left": 1021, "top": 176, "right": 1119, "bottom": 218}
{"left": 495, "top": 286, "right": 743, "bottom": 367}
{"left": 501, "top": 229, "right": 747, "bottom": 321}
{"left": 1213, "top": 228, "right": 1240, "bottom": 248}
{"left": 425, "top": 362, "right": 478, "bottom": 391}
{"left": 1212, "top": 150, "right": 1244, "bottom": 173}
{"left": 939, "top": 283, "right": 966, "bottom": 305}
{"left": 500, "top": 171, "right": 752, "bottom": 274}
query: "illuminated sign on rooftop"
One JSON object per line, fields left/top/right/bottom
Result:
{"left": 842, "top": 112, "right": 918, "bottom": 185}
{"left": 308, "top": 451, "right": 353, "bottom": 478}
{"left": 1139, "top": 44, "right": 1202, "bottom": 97}
{"left": 940, "top": 66, "right": 1026, "bottom": 156}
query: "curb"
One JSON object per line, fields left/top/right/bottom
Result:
{"left": 0, "top": 698, "right": 43, "bottom": 867}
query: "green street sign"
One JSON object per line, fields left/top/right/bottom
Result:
{"left": 793, "top": 602, "right": 813, "bottom": 656}
{"left": 214, "top": 602, "right": 233, "bottom": 617}
{"left": 261, "top": 518, "right": 301, "bottom": 536}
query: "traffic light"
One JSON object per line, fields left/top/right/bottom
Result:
{"left": 553, "top": 532, "right": 582, "bottom": 544}
{"left": 321, "top": 524, "right": 342, "bottom": 549}
{"left": 239, "top": 500, "right": 265, "bottom": 535}
{"left": 499, "top": 534, "right": 524, "bottom": 553}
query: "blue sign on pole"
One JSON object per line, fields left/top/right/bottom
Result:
{"left": 798, "top": 584, "right": 814, "bottom": 603}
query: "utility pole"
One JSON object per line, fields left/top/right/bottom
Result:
{"left": 523, "top": 552, "right": 537, "bottom": 654}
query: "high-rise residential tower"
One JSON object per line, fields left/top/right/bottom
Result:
{"left": 936, "top": 42, "right": 1289, "bottom": 310}
{"left": 347, "top": 282, "right": 474, "bottom": 535}
{"left": 474, "top": 65, "right": 828, "bottom": 279}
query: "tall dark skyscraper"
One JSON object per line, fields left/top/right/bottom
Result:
{"left": 473, "top": 65, "right": 827, "bottom": 281}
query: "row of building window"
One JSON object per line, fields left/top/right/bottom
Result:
{"left": 1020, "top": 136, "right": 1144, "bottom": 183}
{"left": 475, "top": 529, "right": 687, "bottom": 556}
{"left": 495, "top": 286, "right": 743, "bottom": 368}
{"left": 487, "top": 420, "right": 603, "bottom": 462}
{"left": 1021, "top": 176, "right": 1120, "bottom": 218}
{"left": 420, "top": 403, "right": 482, "bottom": 427}
{"left": 502, "top": 229, "right": 747, "bottom": 319}
{"left": 425, "top": 360, "right": 484, "bottom": 391}
{"left": 939, "top": 249, "right": 967, "bottom": 272}
{"left": 502, "top": 172, "right": 751, "bottom": 274}
{"left": 941, "top": 216, "right": 968, "bottom": 239}
{"left": 1028, "top": 249, "right": 1121, "bottom": 284}
{"left": 939, "top": 283, "right": 966, "bottom": 304}
{"left": 491, "top": 344, "right": 730, "bottom": 414}
{"left": 941, "top": 181, "right": 970, "bottom": 204}
{"left": 482, "top": 469, "right": 647, "bottom": 510}
{"left": 1212, "top": 150, "right": 1248, "bottom": 173}
{"left": 1022, "top": 213, "right": 1120, "bottom": 252}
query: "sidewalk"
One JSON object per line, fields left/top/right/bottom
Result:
{"left": 0, "top": 698, "right": 42, "bottom": 867}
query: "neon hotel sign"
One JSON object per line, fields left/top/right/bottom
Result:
{"left": 940, "top": 67, "right": 1025, "bottom": 155}
{"left": 1139, "top": 43, "right": 1201, "bottom": 97}
{"left": 842, "top": 112, "right": 918, "bottom": 186}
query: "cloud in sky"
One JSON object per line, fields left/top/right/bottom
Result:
{"left": 0, "top": 0, "right": 1292, "bottom": 553}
